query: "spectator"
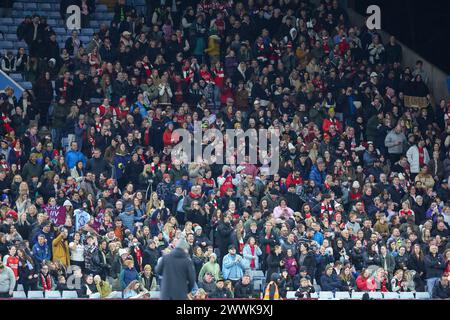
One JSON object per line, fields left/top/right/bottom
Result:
{"left": 155, "top": 237, "right": 196, "bottom": 300}
{"left": 424, "top": 244, "right": 445, "bottom": 297}
{"left": 0, "top": 258, "right": 15, "bottom": 298}
{"left": 222, "top": 244, "right": 246, "bottom": 283}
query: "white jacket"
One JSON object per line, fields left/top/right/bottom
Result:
{"left": 406, "top": 145, "right": 430, "bottom": 174}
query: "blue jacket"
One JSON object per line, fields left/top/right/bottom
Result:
{"left": 222, "top": 253, "right": 246, "bottom": 280}
{"left": 74, "top": 209, "right": 91, "bottom": 231}
{"left": 32, "top": 242, "right": 51, "bottom": 263}
{"left": 309, "top": 165, "right": 326, "bottom": 187}
{"left": 118, "top": 211, "right": 138, "bottom": 231}
{"left": 130, "top": 101, "right": 147, "bottom": 118}
{"left": 313, "top": 231, "right": 324, "bottom": 246}
{"left": 66, "top": 150, "right": 87, "bottom": 169}
{"left": 320, "top": 273, "right": 342, "bottom": 291}
{"left": 113, "top": 153, "right": 131, "bottom": 180}
{"left": 242, "top": 244, "right": 263, "bottom": 270}
{"left": 119, "top": 267, "right": 140, "bottom": 289}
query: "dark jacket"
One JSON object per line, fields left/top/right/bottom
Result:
{"left": 424, "top": 253, "right": 445, "bottom": 279}
{"left": 234, "top": 280, "right": 255, "bottom": 298}
{"left": 320, "top": 273, "right": 343, "bottom": 291}
{"left": 432, "top": 280, "right": 450, "bottom": 299}
{"left": 155, "top": 247, "right": 196, "bottom": 300}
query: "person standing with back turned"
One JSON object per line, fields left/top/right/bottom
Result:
{"left": 155, "top": 237, "right": 196, "bottom": 300}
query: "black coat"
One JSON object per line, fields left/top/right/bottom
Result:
{"left": 155, "top": 247, "right": 196, "bottom": 300}
{"left": 215, "top": 220, "right": 233, "bottom": 257}
{"left": 407, "top": 254, "right": 426, "bottom": 276}
{"left": 234, "top": 280, "right": 255, "bottom": 298}
{"left": 432, "top": 280, "right": 450, "bottom": 299}
{"left": 266, "top": 252, "right": 282, "bottom": 283}
{"left": 424, "top": 253, "right": 445, "bottom": 279}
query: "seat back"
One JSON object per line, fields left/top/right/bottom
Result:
{"left": 399, "top": 292, "right": 415, "bottom": 300}
{"left": 351, "top": 292, "right": 364, "bottom": 300}
{"left": 383, "top": 292, "right": 400, "bottom": 299}
{"left": 62, "top": 291, "right": 79, "bottom": 299}
{"left": 319, "top": 291, "right": 334, "bottom": 300}
{"left": 28, "top": 291, "right": 44, "bottom": 299}
{"left": 415, "top": 292, "right": 431, "bottom": 300}
{"left": 335, "top": 291, "right": 351, "bottom": 300}
{"left": 12, "top": 291, "right": 27, "bottom": 299}
{"left": 286, "top": 291, "right": 296, "bottom": 299}
{"left": 45, "top": 291, "right": 62, "bottom": 299}
{"left": 368, "top": 292, "right": 383, "bottom": 300}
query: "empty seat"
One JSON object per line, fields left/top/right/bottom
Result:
{"left": 13, "top": 2, "right": 24, "bottom": 9}
{"left": 253, "top": 280, "right": 263, "bottom": 291}
{"left": 149, "top": 291, "right": 160, "bottom": 299}
{"left": 310, "top": 292, "right": 319, "bottom": 299}
{"left": 28, "top": 291, "right": 44, "bottom": 299}
{"left": 97, "top": 5, "right": 108, "bottom": 12}
{"left": 368, "top": 292, "right": 383, "bottom": 299}
{"left": 10, "top": 74, "right": 23, "bottom": 81}
{"left": 319, "top": 291, "right": 334, "bottom": 300}
{"left": 335, "top": 291, "right": 351, "bottom": 300}
{"left": 383, "top": 292, "right": 400, "bottom": 299}
{"left": 399, "top": 292, "right": 415, "bottom": 300}
{"left": 286, "top": 291, "right": 296, "bottom": 299}
{"left": 313, "top": 284, "right": 321, "bottom": 293}
{"left": 47, "top": 12, "right": 61, "bottom": 18}
{"left": 351, "top": 292, "right": 365, "bottom": 300}
{"left": 1, "top": 18, "right": 14, "bottom": 25}
{"left": 81, "top": 28, "right": 94, "bottom": 36}
{"left": 249, "top": 270, "right": 265, "bottom": 279}
{"left": 0, "top": 41, "right": 14, "bottom": 49}
{"left": 24, "top": 3, "right": 37, "bottom": 10}
{"left": 12, "top": 291, "right": 27, "bottom": 299}
{"left": 16, "top": 42, "right": 27, "bottom": 49}
{"left": 39, "top": 3, "right": 52, "bottom": 10}
{"left": 45, "top": 291, "right": 62, "bottom": 299}
{"left": 62, "top": 291, "right": 79, "bottom": 299}
{"left": 21, "top": 82, "right": 33, "bottom": 90}
{"left": 415, "top": 292, "right": 431, "bottom": 300}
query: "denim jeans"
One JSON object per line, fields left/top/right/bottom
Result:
{"left": 51, "top": 128, "right": 63, "bottom": 149}
{"left": 427, "top": 277, "right": 439, "bottom": 297}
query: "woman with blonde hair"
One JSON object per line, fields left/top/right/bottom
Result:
{"left": 139, "top": 264, "right": 157, "bottom": 292}
{"left": 15, "top": 181, "right": 31, "bottom": 214}
{"left": 123, "top": 280, "right": 149, "bottom": 299}
{"left": 146, "top": 192, "right": 161, "bottom": 215}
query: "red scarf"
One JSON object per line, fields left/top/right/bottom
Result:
{"left": 134, "top": 246, "right": 143, "bottom": 272}
{"left": 40, "top": 273, "right": 52, "bottom": 291}
{"left": 381, "top": 278, "right": 388, "bottom": 292}
{"left": 418, "top": 147, "right": 425, "bottom": 166}
{"left": 249, "top": 245, "right": 256, "bottom": 269}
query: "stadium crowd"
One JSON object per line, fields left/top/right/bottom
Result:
{"left": 0, "top": 0, "right": 449, "bottom": 300}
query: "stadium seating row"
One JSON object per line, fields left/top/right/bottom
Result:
{"left": 285, "top": 291, "right": 431, "bottom": 300}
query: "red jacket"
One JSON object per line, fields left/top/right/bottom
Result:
{"left": 286, "top": 173, "right": 302, "bottom": 188}
{"left": 356, "top": 275, "right": 376, "bottom": 291}
{"left": 322, "top": 117, "right": 343, "bottom": 133}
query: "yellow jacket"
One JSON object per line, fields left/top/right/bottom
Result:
{"left": 52, "top": 233, "right": 70, "bottom": 267}
{"left": 205, "top": 36, "right": 220, "bottom": 57}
